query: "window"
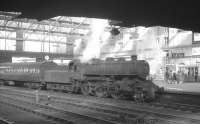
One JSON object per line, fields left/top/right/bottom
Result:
{"left": 24, "top": 41, "right": 42, "bottom": 52}
{"left": 193, "top": 32, "right": 200, "bottom": 44}
{"left": 0, "top": 39, "right": 16, "bottom": 50}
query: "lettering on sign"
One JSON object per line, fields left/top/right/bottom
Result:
{"left": 171, "top": 53, "right": 184, "bottom": 58}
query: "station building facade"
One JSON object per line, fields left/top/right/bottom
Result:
{"left": 136, "top": 27, "right": 200, "bottom": 83}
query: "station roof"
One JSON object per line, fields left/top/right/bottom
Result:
{"left": 0, "top": 0, "right": 200, "bottom": 32}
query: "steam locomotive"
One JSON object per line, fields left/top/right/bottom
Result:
{"left": 0, "top": 56, "right": 160, "bottom": 101}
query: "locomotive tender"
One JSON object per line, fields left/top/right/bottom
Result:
{"left": 0, "top": 57, "right": 159, "bottom": 101}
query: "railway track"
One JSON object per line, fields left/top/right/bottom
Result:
{"left": 0, "top": 117, "right": 14, "bottom": 124}
{"left": 2, "top": 87, "right": 200, "bottom": 114}
{"left": 150, "top": 102, "right": 200, "bottom": 113}
{"left": 0, "top": 93, "right": 123, "bottom": 124}
{"left": 1, "top": 87, "right": 200, "bottom": 124}
{"left": 0, "top": 92, "right": 146, "bottom": 124}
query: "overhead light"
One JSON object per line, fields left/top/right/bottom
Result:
{"left": 110, "top": 28, "right": 120, "bottom": 35}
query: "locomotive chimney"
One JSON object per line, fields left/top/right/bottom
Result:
{"left": 131, "top": 55, "right": 137, "bottom": 61}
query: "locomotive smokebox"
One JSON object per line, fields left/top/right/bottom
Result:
{"left": 131, "top": 55, "right": 137, "bottom": 61}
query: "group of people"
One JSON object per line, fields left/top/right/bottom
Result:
{"left": 165, "top": 69, "right": 184, "bottom": 84}
{"left": 165, "top": 67, "right": 199, "bottom": 84}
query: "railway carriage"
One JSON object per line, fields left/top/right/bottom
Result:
{"left": 0, "top": 61, "right": 57, "bottom": 88}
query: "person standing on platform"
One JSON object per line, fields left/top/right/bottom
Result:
{"left": 177, "top": 70, "right": 181, "bottom": 84}
{"left": 180, "top": 70, "right": 184, "bottom": 84}
{"left": 172, "top": 71, "right": 177, "bottom": 84}
{"left": 195, "top": 68, "right": 198, "bottom": 82}
{"left": 169, "top": 70, "right": 173, "bottom": 84}
{"left": 165, "top": 67, "right": 169, "bottom": 83}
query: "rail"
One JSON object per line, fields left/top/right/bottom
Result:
{"left": 0, "top": 117, "right": 14, "bottom": 124}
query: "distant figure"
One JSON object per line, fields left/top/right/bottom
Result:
{"left": 165, "top": 68, "right": 169, "bottom": 82}
{"left": 173, "top": 72, "right": 177, "bottom": 84}
{"left": 195, "top": 69, "right": 198, "bottom": 82}
{"left": 188, "top": 69, "right": 190, "bottom": 77}
{"left": 177, "top": 70, "right": 181, "bottom": 84}
{"left": 68, "top": 61, "right": 77, "bottom": 72}
{"left": 73, "top": 64, "right": 77, "bottom": 72}
{"left": 168, "top": 70, "right": 173, "bottom": 84}
{"left": 68, "top": 61, "right": 74, "bottom": 71}
{"left": 180, "top": 71, "right": 185, "bottom": 83}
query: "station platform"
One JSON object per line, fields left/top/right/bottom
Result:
{"left": 154, "top": 80, "right": 200, "bottom": 95}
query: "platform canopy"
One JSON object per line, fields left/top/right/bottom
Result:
{"left": 0, "top": 0, "right": 200, "bottom": 32}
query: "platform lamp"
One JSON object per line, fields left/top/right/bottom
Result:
{"left": 110, "top": 27, "right": 120, "bottom": 35}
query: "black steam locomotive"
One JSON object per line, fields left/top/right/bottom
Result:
{"left": 0, "top": 57, "right": 160, "bottom": 101}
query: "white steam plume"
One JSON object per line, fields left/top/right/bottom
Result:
{"left": 81, "top": 19, "right": 108, "bottom": 62}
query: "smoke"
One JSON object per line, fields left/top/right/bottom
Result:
{"left": 169, "top": 30, "right": 192, "bottom": 47}
{"left": 74, "top": 38, "right": 82, "bottom": 54}
{"left": 81, "top": 18, "right": 108, "bottom": 62}
{"left": 136, "top": 27, "right": 166, "bottom": 76}
{"left": 148, "top": 49, "right": 166, "bottom": 75}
